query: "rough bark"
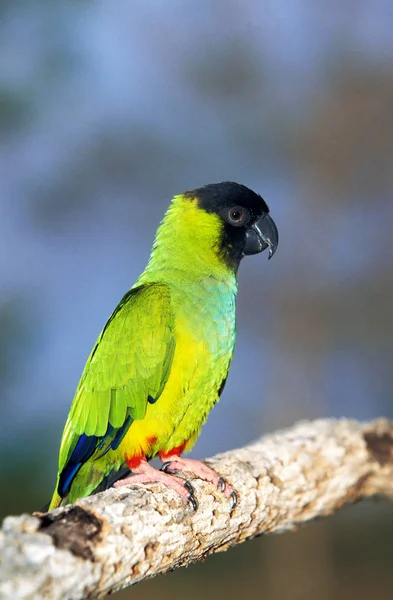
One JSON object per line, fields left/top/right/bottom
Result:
{"left": 1, "top": 418, "right": 393, "bottom": 600}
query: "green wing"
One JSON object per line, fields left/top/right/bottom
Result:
{"left": 57, "top": 282, "right": 175, "bottom": 495}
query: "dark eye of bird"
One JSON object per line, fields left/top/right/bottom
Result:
{"left": 227, "top": 206, "right": 250, "bottom": 226}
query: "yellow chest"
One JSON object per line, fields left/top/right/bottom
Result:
{"left": 120, "top": 280, "right": 236, "bottom": 460}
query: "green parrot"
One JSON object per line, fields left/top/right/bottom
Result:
{"left": 49, "top": 182, "right": 278, "bottom": 511}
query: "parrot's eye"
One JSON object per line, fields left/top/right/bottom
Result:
{"left": 226, "top": 206, "right": 250, "bottom": 227}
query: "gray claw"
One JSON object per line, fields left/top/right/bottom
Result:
{"left": 188, "top": 493, "right": 198, "bottom": 512}
{"left": 160, "top": 461, "right": 173, "bottom": 473}
{"left": 217, "top": 477, "right": 226, "bottom": 493}
{"left": 230, "top": 491, "right": 238, "bottom": 510}
{"left": 184, "top": 480, "right": 198, "bottom": 510}
{"left": 183, "top": 480, "right": 194, "bottom": 495}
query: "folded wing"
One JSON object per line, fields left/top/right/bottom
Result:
{"left": 56, "top": 283, "right": 175, "bottom": 497}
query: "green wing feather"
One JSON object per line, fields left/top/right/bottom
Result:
{"left": 57, "top": 282, "right": 176, "bottom": 487}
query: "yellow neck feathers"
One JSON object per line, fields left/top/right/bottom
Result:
{"left": 143, "top": 195, "right": 232, "bottom": 281}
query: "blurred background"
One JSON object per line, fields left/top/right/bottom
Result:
{"left": 1, "top": 1, "right": 393, "bottom": 598}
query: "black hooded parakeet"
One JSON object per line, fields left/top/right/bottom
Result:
{"left": 49, "top": 182, "right": 278, "bottom": 511}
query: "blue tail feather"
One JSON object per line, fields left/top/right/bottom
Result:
{"left": 57, "top": 415, "right": 133, "bottom": 497}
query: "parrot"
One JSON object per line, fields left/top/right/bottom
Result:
{"left": 49, "top": 181, "right": 278, "bottom": 511}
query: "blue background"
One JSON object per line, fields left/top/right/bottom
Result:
{"left": 1, "top": 2, "right": 393, "bottom": 599}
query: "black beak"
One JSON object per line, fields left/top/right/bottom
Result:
{"left": 243, "top": 213, "right": 279, "bottom": 259}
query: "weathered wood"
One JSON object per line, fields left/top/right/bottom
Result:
{"left": 1, "top": 418, "right": 392, "bottom": 600}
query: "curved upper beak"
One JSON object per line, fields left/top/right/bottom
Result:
{"left": 243, "top": 213, "right": 279, "bottom": 259}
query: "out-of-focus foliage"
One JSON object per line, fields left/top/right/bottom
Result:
{"left": 0, "top": 1, "right": 392, "bottom": 598}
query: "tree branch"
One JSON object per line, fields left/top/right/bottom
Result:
{"left": 1, "top": 418, "right": 393, "bottom": 600}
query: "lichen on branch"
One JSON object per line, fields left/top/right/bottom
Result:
{"left": 1, "top": 418, "right": 393, "bottom": 600}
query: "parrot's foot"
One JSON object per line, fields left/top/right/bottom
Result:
{"left": 160, "top": 457, "right": 237, "bottom": 509}
{"left": 113, "top": 460, "right": 198, "bottom": 511}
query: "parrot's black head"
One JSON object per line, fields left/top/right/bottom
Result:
{"left": 186, "top": 181, "right": 279, "bottom": 271}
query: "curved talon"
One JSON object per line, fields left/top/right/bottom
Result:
{"left": 183, "top": 480, "right": 194, "bottom": 495}
{"left": 183, "top": 480, "right": 198, "bottom": 511}
{"left": 217, "top": 477, "right": 226, "bottom": 493}
{"left": 188, "top": 493, "right": 198, "bottom": 512}
{"left": 159, "top": 456, "right": 234, "bottom": 511}
{"left": 160, "top": 461, "right": 173, "bottom": 473}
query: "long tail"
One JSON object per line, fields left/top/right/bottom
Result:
{"left": 48, "top": 464, "right": 130, "bottom": 511}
